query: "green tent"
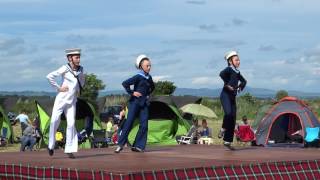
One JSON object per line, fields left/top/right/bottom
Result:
{"left": 0, "top": 105, "right": 13, "bottom": 142}
{"left": 128, "top": 96, "right": 191, "bottom": 145}
{"left": 35, "top": 98, "right": 103, "bottom": 148}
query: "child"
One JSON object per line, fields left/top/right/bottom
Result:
{"left": 234, "top": 115, "right": 255, "bottom": 143}
{"left": 46, "top": 48, "right": 85, "bottom": 158}
{"left": 218, "top": 51, "right": 247, "bottom": 150}
{"left": 197, "top": 119, "right": 213, "bottom": 145}
{"left": 115, "top": 54, "right": 155, "bottom": 153}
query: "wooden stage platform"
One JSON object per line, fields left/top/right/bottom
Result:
{"left": 0, "top": 145, "right": 320, "bottom": 179}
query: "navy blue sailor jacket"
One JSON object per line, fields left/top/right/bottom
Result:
{"left": 122, "top": 73, "right": 155, "bottom": 107}
{"left": 219, "top": 66, "right": 247, "bottom": 97}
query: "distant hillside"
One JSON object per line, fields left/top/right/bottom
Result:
{"left": 174, "top": 87, "right": 320, "bottom": 99}
{"left": 173, "top": 87, "right": 277, "bottom": 98}
{"left": 0, "top": 91, "right": 56, "bottom": 97}
{"left": 1, "top": 87, "right": 319, "bottom": 99}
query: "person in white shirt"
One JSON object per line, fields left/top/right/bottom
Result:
{"left": 46, "top": 48, "right": 85, "bottom": 159}
{"left": 15, "top": 110, "right": 31, "bottom": 135}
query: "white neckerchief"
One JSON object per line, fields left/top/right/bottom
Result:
{"left": 137, "top": 70, "right": 150, "bottom": 79}
{"left": 66, "top": 63, "right": 83, "bottom": 77}
{"left": 229, "top": 65, "right": 240, "bottom": 73}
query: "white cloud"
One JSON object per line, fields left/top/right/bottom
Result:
{"left": 191, "top": 76, "right": 221, "bottom": 86}
{"left": 271, "top": 77, "right": 289, "bottom": 85}
{"left": 0, "top": 1, "right": 320, "bottom": 92}
{"left": 153, "top": 75, "right": 172, "bottom": 82}
{"left": 50, "top": 24, "right": 199, "bottom": 40}
{"left": 0, "top": 0, "right": 46, "bottom": 3}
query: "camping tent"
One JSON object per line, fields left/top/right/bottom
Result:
{"left": 255, "top": 96, "right": 320, "bottom": 146}
{"left": 171, "top": 96, "right": 202, "bottom": 108}
{"left": 128, "top": 96, "right": 191, "bottom": 145}
{"left": 35, "top": 98, "right": 103, "bottom": 148}
{"left": 171, "top": 96, "right": 202, "bottom": 120}
{"left": 0, "top": 105, "right": 13, "bottom": 142}
{"left": 252, "top": 104, "right": 273, "bottom": 130}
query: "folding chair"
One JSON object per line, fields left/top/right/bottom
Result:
{"left": 197, "top": 128, "right": 213, "bottom": 145}
{"left": 91, "top": 129, "right": 108, "bottom": 148}
{"left": 178, "top": 134, "right": 195, "bottom": 144}
{"left": 304, "top": 127, "right": 320, "bottom": 148}
{"left": 178, "top": 129, "right": 197, "bottom": 144}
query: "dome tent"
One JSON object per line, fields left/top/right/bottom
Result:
{"left": 255, "top": 96, "right": 320, "bottom": 146}
{"left": 0, "top": 105, "right": 13, "bottom": 143}
{"left": 128, "top": 96, "right": 191, "bottom": 145}
{"left": 35, "top": 98, "right": 103, "bottom": 148}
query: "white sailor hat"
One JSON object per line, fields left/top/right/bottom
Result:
{"left": 65, "top": 48, "right": 81, "bottom": 56}
{"left": 135, "top": 54, "right": 149, "bottom": 69}
{"left": 224, "top": 50, "right": 238, "bottom": 61}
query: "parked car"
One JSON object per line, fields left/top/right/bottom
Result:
{"left": 100, "top": 105, "right": 122, "bottom": 124}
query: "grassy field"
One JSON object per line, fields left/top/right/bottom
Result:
{"left": 0, "top": 118, "right": 252, "bottom": 152}
{"left": 1, "top": 95, "right": 319, "bottom": 152}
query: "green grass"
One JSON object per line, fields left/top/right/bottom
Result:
{"left": 0, "top": 143, "right": 20, "bottom": 152}
{"left": 2, "top": 96, "right": 320, "bottom": 152}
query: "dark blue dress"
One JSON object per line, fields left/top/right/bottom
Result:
{"left": 219, "top": 66, "right": 246, "bottom": 143}
{"left": 117, "top": 72, "right": 155, "bottom": 150}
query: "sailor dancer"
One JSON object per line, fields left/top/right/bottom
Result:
{"left": 46, "top": 48, "right": 85, "bottom": 158}
{"left": 218, "top": 50, "right": 247, "bottom": 150}
{"left": 115, "top": 54, "right": 155, "bottom": 153}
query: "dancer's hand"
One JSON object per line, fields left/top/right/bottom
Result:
{"left": 58, "top": 86, "right": 69, "bottom": 92}
{"left": 226, "top": 85, "right": 234, "bottom": 91}
{"left": 133, "top": 91, "right": 142, "bottom": 97}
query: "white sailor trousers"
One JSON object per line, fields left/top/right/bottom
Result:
{"left": 48, "top": 99, "right": 78, "bottom": 153}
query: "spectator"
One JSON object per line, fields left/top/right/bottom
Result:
{"left": 55, "top": 130, "right": 65, "bottom": 149}
{"left": 33, "top": 116, "right": 42, "bottom": 146}
{"left": 234, "top": 115, "right": 255, "bottom": 143}
{"left": 112, "top": 124, "right": 119, "bottom": 144}
{"left": 106, "top": 117, "right": 113, "bottom": 138}
{"left": 197, "top": 120, "right": 213, "bottom": 145}
{"left": 286, "top": 129, "right": 303, "bottom": 143}
{"left": 118, "top": 104, "right": 127, "bottom": 132}
{"left": 15, "top": 110, "right": 31, "bottom": 135}
{"left": 176, "top": 119, "right": 200, "bottom": 144}
{"left": 117, "top": 104, "right": 131, "bottom": 147}
{"left": 20, "top": 122, "right": 37, "bottom": 151}
{"left": 235, "top": 115, "right": 254, "bottom": 132}
{"left": 199, "top": 119, "right": 210, "bottom": 137}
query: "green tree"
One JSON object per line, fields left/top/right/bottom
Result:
{"left": 275, "top": 90, "right": 288, "bottom": 101}
{"left": 153, "top": 81, "right": 176, "bottom": 95}
{"left": 239, "top": 93, "right": 256, "bottom": 105}
{"left": 13, "top": 98, "right": 37, "bottom": 119}
{"left": 80, "top": 73, "right": 106, "bottom": 104}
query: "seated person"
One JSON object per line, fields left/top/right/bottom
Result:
{"left": 112, "top": 124, "right": 119, "bottom": 144}
{"left": 286, "top": 129, "right": 303, "bottom": 143}
{"left": 234, "top": 116, "right": 255, "bottom": 142}
{"left": 197, "top": 119, "right": 213, "bottom": 144}
{"left": 0, "top": 136, "right": 7, "bottom": 147}
{"left": 77, "top": 115, "right": 94, "bottom": 144}
{"left": 176, "top": 119, "right": 200, "bottom": 144}
{"left": 20, "top": 123, "right": 37, "bottom": 151}
{"left": 0, "top": 127, "right": 8, "bottom": 147}
{"left": 235, "top": 116, "right": 252, "bottom": 128}
{"left": 106, "top": 117, "right": 113, "bottom": 138}
{"left": 55, "top": 130, "right": 65, "bottom": 149}
{"left": 33, "top": 117, "right": 42, "bottom": 146}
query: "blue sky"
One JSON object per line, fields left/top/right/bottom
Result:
{"left": 0, "top": 0, "right": 320, "bottom": 92}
